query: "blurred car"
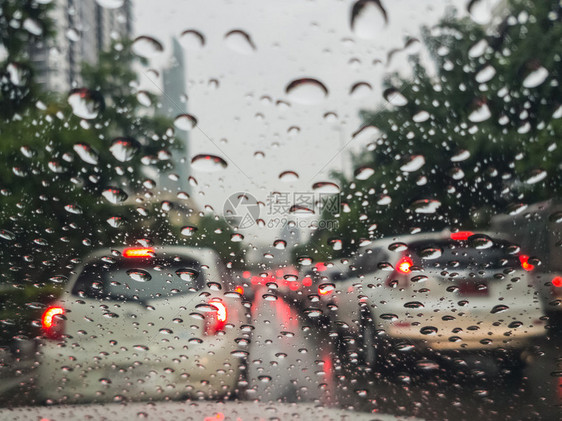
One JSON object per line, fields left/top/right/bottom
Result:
{"left": 34, "top": 246, "right": 248, "bottom": 404}
{"left": 329, "top": 231, "right": 547, "bottom": 371}
{"left": 300, "top": 262, "right": 349, "bottom": 316}
{"left": 491, "top": 200, "right": 562, "bottom": 317}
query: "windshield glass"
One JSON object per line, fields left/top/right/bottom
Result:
{"left": 0, "top": 0, "right": 561, "bottom": 420}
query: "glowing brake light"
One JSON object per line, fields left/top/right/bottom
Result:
{"left": 41, "top": 306, "right": 65, "bottom": 340}
{"left": 519, "top": 255, "right": 535, "bottom": 271}
{"left": 450, "top": 231, "right": 474, "bottom": 240}
{"left": 552, "top": 277, "right": 562, "bottom": 288}
{"left": 396, "top": 257, "right": 413, "bottom": 274}
{"left": 123, "top": 247, "right": 154, "bottom": 258}
{"left": 205, "top": 301, "right": 228, "bottom": 335}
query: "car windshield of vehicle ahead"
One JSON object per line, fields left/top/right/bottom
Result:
{"left": 0, "top": 0, "right": 561, "bottom": 420}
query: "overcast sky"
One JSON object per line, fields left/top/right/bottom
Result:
{"left": 132, "top": 0, "right": 497, "bottom": 248}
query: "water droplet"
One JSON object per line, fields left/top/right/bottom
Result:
{"left": 224, "top": 30, "right": 255, "bottom": 54}
{"left": 490, "top": 304, "right": 509, "bottom": 314}
{"left": 350, "top": 0, "right": 388, "bottom": 39}
{"left": 285, "top": 78, "right": 328, "bottom": 105}
{"left": 95, "top": 0, "right": 124, "bottom": 8}
{"left": 383, "top": 88, "right": 408, "bottom": 106}
{"left": 176, "top": 268, "right": 199, "bottom": 282}
{"left": 410, "top": 199, "right": 441, "bottom": 214}
{"left": 468, "top": 102, "right": 491, "bottom": 123}
{"left": 355, "top": 389, "right": 368, "bottom": 397}
{"left": 279, "top": 171, "right": 299, "bottom": 182}
{"left": 273, "top": 240, "right": 286, "bottom": 250}
{"left": 127, "top": 269, "right": 152, "bottom": 283}
{"left": 191, "top": 154, "right": 228, "bottom": 171}
{"left": 522, "top": 66, "right": 548, "bottom": 88}
{"left": 133, "top": 344, "right": 150, "bottom": 351}
{"left": 475, "top": 65, "right": 496, "bottom": 83}
{"left": 6, "top": 63, "right": 29, "bottom": 86}
{"left": 132, "top": 36, "right": 164, "bottom": 58}
{"left": 355, "top": 166, "right": 374, "bottom": 180}
{"left": 298, "top": 257, "right": 313, "bottom": 266}
{"left": 388, "top": 242, "right": 408, "bottom": 252}
{"left": 289, "top": 205, "right": 315, "bottom": 216}
{"left": 312, "top": 182, "right": 340, "bottom": 194}
{"left": 0, "top": 229, "right": 15, "bottom": 241}
{"left": 451, "top": 150, "right": 470, "bottom": 162}
{"left": 524, "top": 169, "right": 547, "bottom": 184}
{"left": 380, "top": 313, "right": 398, "bottom": 321}
{"left": 412, "top": 110, "right": 430, "bottom": 123}
{"left": 68, "top": 88, "right": 104, "bottom": 119}
{"left": 109, "top": 137, "right": 140, "bottom": 162}
{"left": 404, "top": 301, "right": 424, "bottom": 309}
{"left": 23, "top": 18, "right": 42, "bottom": 36}
{"left": 180, "top": 226, "right": 198, "bottom": 236}
{"left": 20, "top": 145, "right": 36, "bottom": 158}
{"left": 449, "top": 167, "right": 465, "bottom": 180}
{"left": 231, "top": 233, "right": 244, "bottom": 242}
{"left": 400, "top": 155, "right": 425, "bottom": 172}
{"left": 468, "top": 39, "right": 488, "bottom": 58}
{"left": 64, "top": 204, "right": 83, "bottom": 215}
{"left": 329, "top": 238, "right": 342, "bottom": 250}
{"left": 318, "top": 283, "right": 335, "bottom": 295}
{"left": 468, "top": 234, "right": 493, "bottom": 249}
{"left": 548, "top": 212, "right": 562, "bottom": 224}
{"left": 173, "top": 114, "right": 197, "bottom": 131}
{"left": 73, "top": 143, "right": 99, "bottom": 165}
{"left": 179, "top": 29, "right": 205, "bottom": 50}
{"left": 136, "top": 90, "right": 152, "bottom": 107}
{"left": 107, "top": 216, "right": 125, "bottom": 228}
{"left": 350, "top": 81, "right": 372, "bottom": 99}
{"left": 102, "top": 187, "right": 128, "bottom": 204}
{"left": 419, "top": 247, "right": 442, "bottom": 260}
{"left": 420, "top": 326, "right": 438, "bottom": 335}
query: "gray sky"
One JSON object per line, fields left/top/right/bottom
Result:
{"left": 132, "top": 0, "right": 495, "bottom": 248}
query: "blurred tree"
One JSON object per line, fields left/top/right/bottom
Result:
{"left": 297, "top": 0, "right": 561, "bottom": 262}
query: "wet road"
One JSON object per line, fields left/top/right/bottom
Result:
{"left": 1, "top": 290, "right": 561, "bottom": 420}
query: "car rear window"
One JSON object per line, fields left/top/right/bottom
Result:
{"left": 72, "top": 258, "right": 204, "bottom": 301}
{"left": 407, "top": 239, "right": 520, "bottom": 271}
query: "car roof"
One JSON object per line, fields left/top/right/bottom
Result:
{"left": 357, "top": 229, "right": 516, "bottom": 253}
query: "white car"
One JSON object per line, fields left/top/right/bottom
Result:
{"left": 34, "top": 246, "right": 248, "bottom": 404}
{"left": 329, "top": 231, "right": 547, "bottom": 371}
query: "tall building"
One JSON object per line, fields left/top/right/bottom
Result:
{"left": 29, "top": 0, "right": 132, "bottom": 93}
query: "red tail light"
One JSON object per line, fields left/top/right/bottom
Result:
{"left": 41, "top": 306, "right": 65, "bottom": 340}
{"left": 123, "top": 247, "right": 154, "bottom": 258}
{"left": 519, "top": 255, "right": 535, "bottom": 271}
{"left": 552, "top": 276, "right": 562, "bottom": 288}
{"left": 205, "top": 301, "right": 228, "bottom": 335}
{"left": 396, "top": 257, "right": 413, "bottom": 274}
{"left": 450, "top": 231, "right": 474, "bottom": 240}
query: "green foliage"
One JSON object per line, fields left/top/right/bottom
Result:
{"left": 300, "top": 0, "right": 562, "bottom": 262}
